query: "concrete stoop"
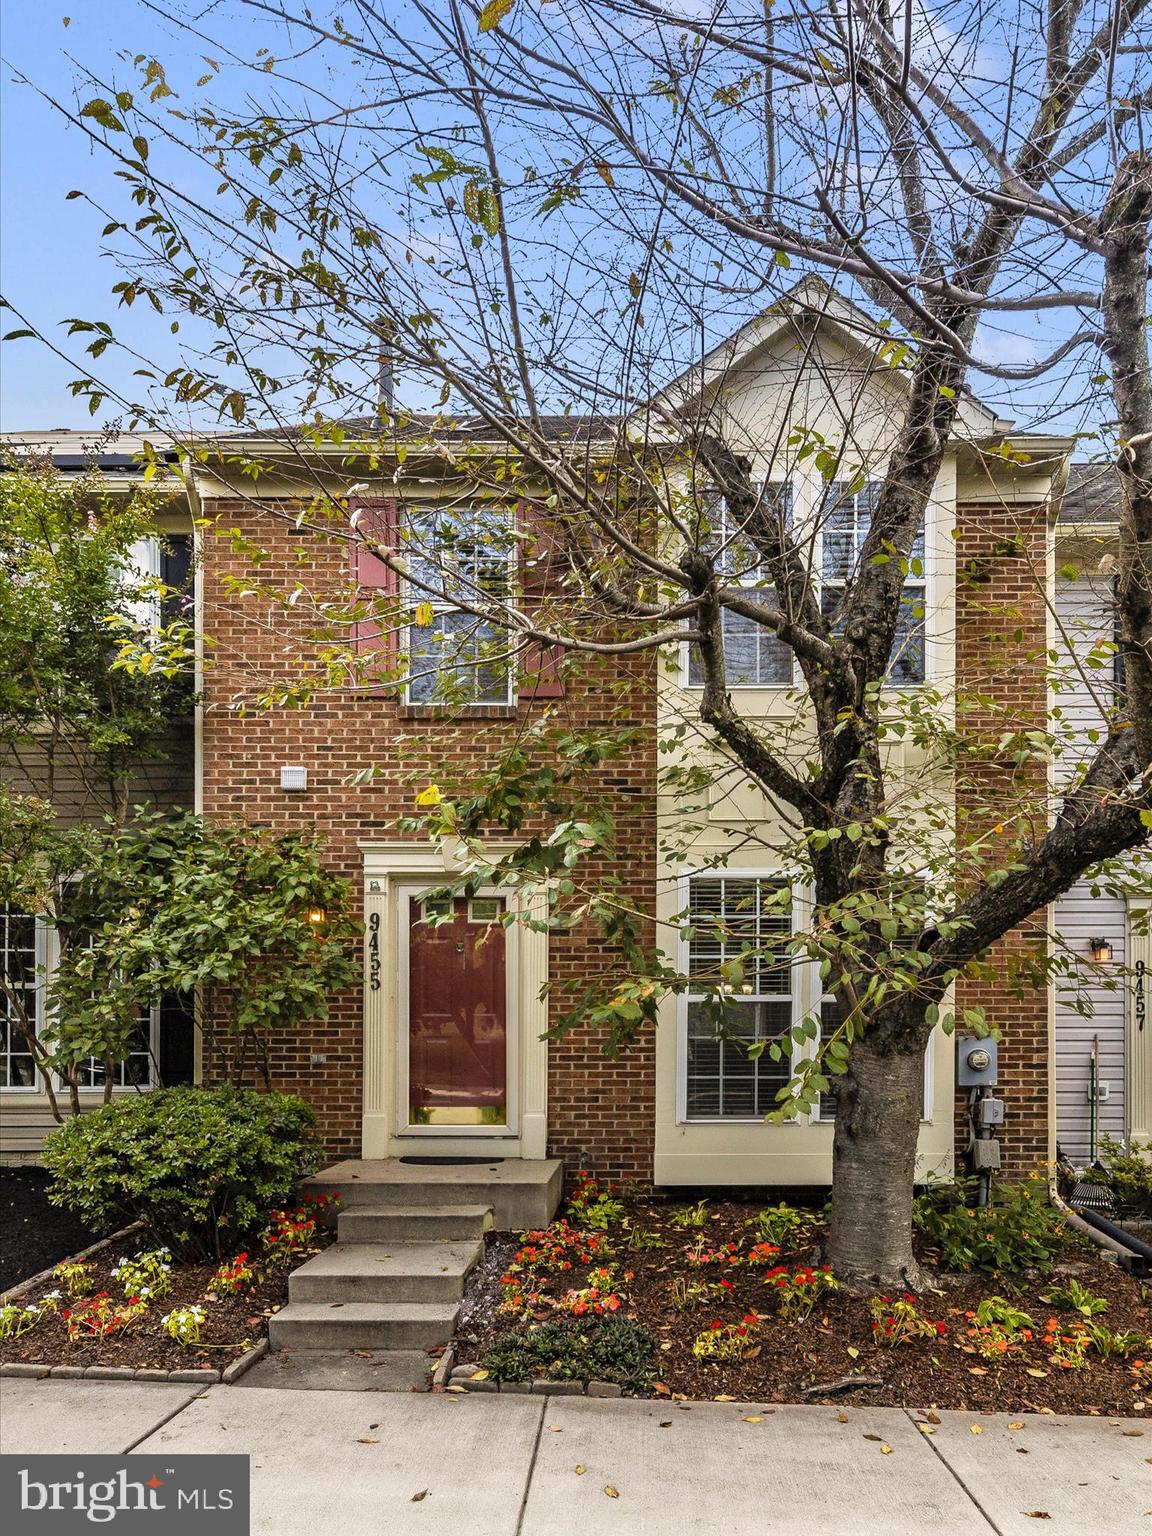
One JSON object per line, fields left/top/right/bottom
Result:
{"left": 270, "top": 1159, "right": 562, "bottom": 1359}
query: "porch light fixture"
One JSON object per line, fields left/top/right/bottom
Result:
{"left": 1089, "top": 937, "right": 1114, "bottom": 963}
{"left": 307, "top": 907, "right": 328, "bottom": 928}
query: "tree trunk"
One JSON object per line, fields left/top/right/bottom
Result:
{"left": 826, "top": 1035, "right": 928, "bottom": 1291}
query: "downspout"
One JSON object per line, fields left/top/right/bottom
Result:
{"left": 1049, "top": 1167, "right": 1152, "bottom": 1270}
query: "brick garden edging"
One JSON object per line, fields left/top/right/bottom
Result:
{"left": 0, "top": 1336, "right": 270, "bottom": 1387}
{"left": 2, "top": 1227, "right": 272, "bottom": 1387}
{"left": 0, "top": 1223, "right": 144, "bottom": 1307}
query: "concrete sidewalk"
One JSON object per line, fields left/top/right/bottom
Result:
{"left": 0, "top": 1379, "right": 1146, "bottom": 1535}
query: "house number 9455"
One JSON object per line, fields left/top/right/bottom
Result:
{"left": 368, "top": 911, "right": 382, "bottom": 992}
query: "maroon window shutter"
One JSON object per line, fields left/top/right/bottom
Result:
{"left": 516, "top": 500, "right": 566, "bottom": 700}
{"left": 350, "top": 498, "right": 399, "bottom": 691}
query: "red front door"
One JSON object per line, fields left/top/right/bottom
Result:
{"left": 406, "top": 895, "right": 508, "bottom": 1127}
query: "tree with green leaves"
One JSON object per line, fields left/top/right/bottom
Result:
{"left": 0, "top": 457, "right": 193, "bottom": 822}
{"left": 0, "top": 798, "right": 361, "bottom": 1115}
{"left": 10, "top": 0, "right": 1152, "bottom": 1286}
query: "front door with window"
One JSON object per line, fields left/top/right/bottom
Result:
{"left": 401, "top": 893, "right": 511, "bottom": 1130}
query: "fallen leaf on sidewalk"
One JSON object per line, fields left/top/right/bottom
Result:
{"left": 1023, "top": 1513, "right": 1050, "bottom": 1520}
{"left": 411, "top": 1490, "right": 428, "bottom": 1503}
{"left": 863, "top": 1434, "right": 884, "bottom": 1442}
{"left": 445, "top": 1385, "right": 465, "bottom": 1393}
{"left": 546, "top": 1425, "right": 562, "bottom": 1432}
{"left": 836, "top": 1411, "right": 849, "bottom": 1423}
{"left": 880, "top": 1445, "right": 893, "bottom": 1455}
{"left": 916, "top": 1424, "right": 935, "bottom": 1435}
{"left": 574, "top": 1466, "right": 586, "bottom": 1475}
{"left": 714, "top": 1394, "right": 737, "bottom": 1402}
{"left": 924, "top": 1411, "right": 941, "bottom": 1424}
{"left": 742, "top": 1416, "right": 763, "bottom": 1423}
{"left": 603, "top": 1486, "right": 620, "bottom": 1499}
{"left": 356, "top": 1437, "right": 380, "bottom": 1444}
{"left": 1123, "top": 1430, "right": 1145, "bottom": 1437}
{"left": 1008, "top": 1422, "right": 1024, "bottom": 1431}
{"left": 970, "top": 1425, "right": 983, "bottom": 1435}
{"left": 659, "top": 1421, "right": 672, "bottom": 1428}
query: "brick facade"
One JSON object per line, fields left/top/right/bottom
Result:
{"left": 197, "top": 497, "right": 657, "bottom": 1177}
{"left": 953, "top": 501, "right": 1052, "bottom": 1173}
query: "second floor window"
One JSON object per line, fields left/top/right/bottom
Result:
{"left": 687, "top": 481, "right": 795, "bottom": 688}
{"left": 404, "top": 505, "right": 514, "bottom": 705}
{"left": 821, "top": 481, "right": 926, "bottom": 683}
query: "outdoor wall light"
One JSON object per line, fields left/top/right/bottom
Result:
{"left": 1089, "top": 937, "right": 1114, "bottom": 963}
{"left": 307, "top": 907, "right": 328, "bottom": 928}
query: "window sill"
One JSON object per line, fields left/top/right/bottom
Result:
{"left": 398, "top": 703, "right": 519, "bottom": 721}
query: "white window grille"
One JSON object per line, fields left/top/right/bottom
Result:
{"left": 687, "top": 482, "right": 795, "bottom": 687}
{"left": 403, "top": 504, "right": 514, "bottom": 704}
{"left": 0, "top": 909, "right": 39, "bottom": 1089}
{"left": 820, "top": 481, "right": 926, "bottom": 683}
{"left": 683, "top": 876, "right": 795, "bottom": 1119}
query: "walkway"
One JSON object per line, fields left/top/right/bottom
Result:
{"left": 1, "top": 1378, "right": 1146, "bottom": 1535}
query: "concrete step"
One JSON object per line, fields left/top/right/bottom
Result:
{"left": 288, "top": 1241, "right": 483, "bottom": 1305}
{"left": 268, "top": 1301, "right": 458, "bottom": 1352}
{"left": 338, "top": 1205, "right": 494, "bottom": 1244}
{"left": 301, "top": 1158, "right": 563, "bottom": 1230}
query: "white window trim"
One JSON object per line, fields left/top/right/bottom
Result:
{"left": 675, "top": 868, "right": 810, "bottom": 1125}
{"left": 674, "top": 871, "right": 933, "bottom": 1126}
{"left": 401, "top": 503, "right": 517, "bottom": 707}
{"left": 678, "top": 470, "right": 935, "bottom": 691}
{"left": 0, "top": 914, "right": 160, "bottom": 1096}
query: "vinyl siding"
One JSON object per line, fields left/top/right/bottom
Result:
{"left": 1052, "top": 575, "right": 1126, "bottom": 1163}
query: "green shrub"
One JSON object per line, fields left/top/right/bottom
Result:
{"left": 746, "top": 1202, "right": 814, "bottom": 1248}
{"left": 482, "top": 1317, "right": 657, "bottom": 1392}
{"left": 1096, "top": 1135, "right": 1152, "bottom": 1216}
{"left": 42, "top": 1087, "right": 322, "bottom": 1259}
{"left": 912, "top": 1173, "right": 1069, "bottom": 1276}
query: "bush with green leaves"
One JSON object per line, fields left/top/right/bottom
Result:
{"left": 912, "top": 1174, "right": 1070, "bottom": 1276}
{"left": 42, "top": 1086, "right": 322, "bottom": 1260}
{"left": 482, "top": 1317, "right": 657, "bottom": 1392}
{"left": 1096, "top": 1135, "right": 1152, "bottom": 1216}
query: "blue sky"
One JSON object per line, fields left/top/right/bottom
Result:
{"left": 0, "top": 2, "right": 1125, "bottom": 443}
{"left": 0, "top": 3, "right": 244, "bottom": 428}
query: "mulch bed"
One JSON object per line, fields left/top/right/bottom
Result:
{"left": 0, "top": 1228, "right": 334, "bottom": 1374}
{"left": 0, "top": 1167, "right": 100, "bottom": 1292}
{"left": 458, "top": 1196, "right": 1151, "bottom": 1415}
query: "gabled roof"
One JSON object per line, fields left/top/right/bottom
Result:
{"left": 639, "top": 274, "right": 1013, "bottom": 442}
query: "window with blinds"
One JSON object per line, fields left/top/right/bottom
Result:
{"left": 687, "top": 481, "right": 795, "bottom": 688}
{"left": 820, "top": 481, "right": 926, "bottom": 683}
{"left": 684, "top": 876, "right": 795, "bottom": 1119}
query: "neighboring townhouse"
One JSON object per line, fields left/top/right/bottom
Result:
{"left": 1051, "top": 465, "right": 1150, "bottom": 1164}
{"left": 0, "top": 432, "right": 196, "bottom": 1160}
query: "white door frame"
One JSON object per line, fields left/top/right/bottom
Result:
{"left": 359, "top": 842, "right": 549, "bottom": 1160}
